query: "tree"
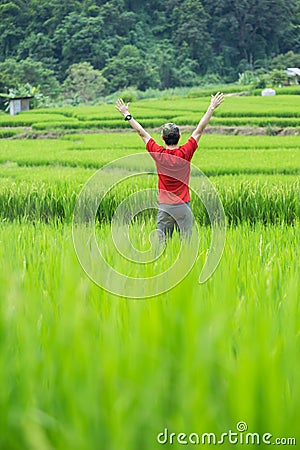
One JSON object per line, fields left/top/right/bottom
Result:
{"left": 270, "top": 51, "right": 300, "bottom": 70}
{"left": 202, "top": 0, "right": 296, "bottom": 74}
{"left": 0, "top": 58, "right": 60, "bottom": 97}
{"left": 171, "top": 0, "right": 212, "bottom": 73}
{"left": 279, "top": 0, "right": 300, "bottom": 53}
{"left": 0, "top": 0, "right": 30, "bottom": 58}
{"left": 102, "top": 45, "right": 149, "bottom": 92}
{"left": 268, "top": 69, "right": 289, "bottom": 86}
{"left": 63, "top": 62, "right": 107, "bottom": 103}
{"left": 16, "top": 32, "right": 58, "bottom": 71}
{"left": 29, "top": 0, "right": 82, "bottom": 35}
{"left": 53, "top": 13, "right": 107, "bottom": 75}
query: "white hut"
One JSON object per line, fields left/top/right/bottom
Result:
{"left": 286, "top": 68, "right": 300, "bottom": 84}
{"left": 9, "top": 96, "right": 33, "bottom": 116}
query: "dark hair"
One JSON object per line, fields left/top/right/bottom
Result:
{"left": 163, "top": 132, "right": 180, "bottom": 145}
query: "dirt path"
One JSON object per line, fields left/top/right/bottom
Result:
{"left": 7, "top": 125, "right": 300, "bottom": 139}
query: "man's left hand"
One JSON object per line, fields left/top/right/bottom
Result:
{"left": 116, "top": 98, "right": 130, "bottom": 116}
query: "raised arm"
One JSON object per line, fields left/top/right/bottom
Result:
{"left": 191, "top": 92, "right": 224, "bottom": 143}
{"left": 115, "top": 98, "right": 151, "bottom": 144}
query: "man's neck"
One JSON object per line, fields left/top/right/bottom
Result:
{"left": 165, "top": 144, "right": 178, "bottom": 150}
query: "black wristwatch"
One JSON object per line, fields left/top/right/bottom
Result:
{"left": 124, "top": 114, "right": 132, "bottom": 121}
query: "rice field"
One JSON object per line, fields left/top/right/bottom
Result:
{"left": 1, "top": 94, "right": 300, "bottom": 131}
{"left": 0, "top": 94, "right": 299, "bottom": 449}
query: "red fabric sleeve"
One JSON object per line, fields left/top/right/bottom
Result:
{"left": 146, "top": 138, "right": 163, "bottom": 154}
{"left": 179, "top": 137, "right": 198, "bottom": 161}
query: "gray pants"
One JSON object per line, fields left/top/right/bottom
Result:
{"left": 157, "top": 202, "right": 193, "bottom": 241}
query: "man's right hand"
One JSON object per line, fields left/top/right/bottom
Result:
{"left": 115, "top": 97, "right": 151, "bottom": 144}
{"left": 116, "top": 98, "right": 130, "bottom": 117}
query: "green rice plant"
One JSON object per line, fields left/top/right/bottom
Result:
{"left": 1, "top": 94, "right": 299, "bottom": 132}
{"left": 73, "top": 112, "right": 175, "bottom": 121}
{"left": 192, "top": 141, "right": 300, "bottom": 176}
{"left": 210, "top": 117, "right": 300, "bottom": 127}
{"left": 137, "top": 95, "right": 300, "bottom": 117}
{"left": 172, "top": 116, "right": 300, "bottom": 127}
{"left": 0, "top": 169, "right": 298, "bottom": 225}
{"left": 32, "top": 118, "right": 171, "bottom": 131}
{"left": 215, "top": 111, "right": 300, "bottom": 118}
{"left": 0, "top": 134, "right": 299, "bottom": 175}
{"left": 60, "top": 132, "right": 300, "bottom": 150}
{"left": 0, "top": 113, "right": 79, "bottom": 127}
{"left": 20, "top": 108, "right": 75, "bottom": 117}
{"left": 64, "top": 104, "right": 122, "bottom": 116}
{"left": 35, "top": 116, "right": 300, "bottom": 130}
{"left": 0, "top": 129, "right": 23, "bottom": 139}
{"left": 212, "top": 95, "right": 300, "bottom": 118}
{"left": 22, "top": 94, "right": 300, "bottom": 129}
{"left": 0, "top": 125, "right": 299, "bottom": 448}
{"left": 193, "top": 134, "right": 300, "bottom": 149}
{"left": 32, "top": 120, "right": 87, "bottom": 131}
{"left": 0, "top": 164, "right": 94, "bottom": 182}
{"left": 0, "top": 133, "right": 299, "bottom": 224}
{"left": 0, "top": 221, "right": 299, "bottom": 448}
{"left": 202, "top": 176, "right": 300, "bottom": 225}
{"left": 186, "top": 84, "right": 249, "bottom": 97}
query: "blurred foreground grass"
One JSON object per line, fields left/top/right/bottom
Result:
{"left": 0, "top": 221, "right": 299, "bottom": 449}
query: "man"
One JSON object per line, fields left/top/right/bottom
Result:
{"left": 116, "top": 93, "right": 224, "bottom": 241}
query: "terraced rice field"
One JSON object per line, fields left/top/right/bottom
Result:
{"left": 1, "top": 94, "right": 300, "bottom": 132}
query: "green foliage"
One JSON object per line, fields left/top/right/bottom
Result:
{"left": 0, "top": 82, "right": 36, "bottom": 99}
{"left": 172, "top": 0, "right": 212, "bottom": 73}
{"left": 63, "top": 62, "right": 107, "bottom": 104}
{"left": 53, "top": 12, "right": 107, "bottom": 74}
{"left": 0, "top": 82, "right": 51, "bottom": 109}
{"left": 268, "top": 69, "right": 289, "bottom": 87}
{"left": 119, "top": 87, "right": 138, "bottom": 103}
{"left": 102, "top": 45, "right": 150, "bottom": 93}
{"left": 203, "top": 0, "right": 296, "bottom": 78}
{"left": 16, "top": 32, "right": 57, "bottom": 71}
{"left": 238, "top": 71, "right": 260, "bottom": 86}
{"left": 0, "top": 0, "right": 298, "bottom": 96}
{"left": 0, "top": 58, "right": 60, "bottom": 99}
{"left": 270, "top": 51, "right": 300, "bottom": 70}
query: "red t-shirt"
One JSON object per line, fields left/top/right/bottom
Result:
{"left": 146, "top": 137, "right": 198, "bottom": 204}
